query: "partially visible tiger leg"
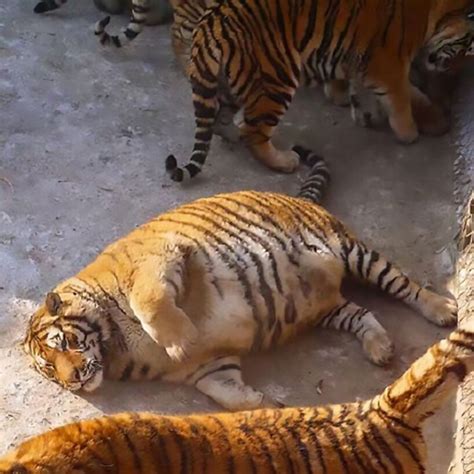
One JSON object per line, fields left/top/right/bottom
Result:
{"left": 349, "top": 81, "right": 386, "bottom": 128}
{"left": 374, "top": 76, "right": 419, "bottom": 143}
{"left": 320, "top": 300, "right": 394, "bottom": 366}
{"left": 240, "top": 92, "right": 299, "bottom": 173}
{"left": 410, "top": 84, "right": 450, "bottom": 136}
{"left": 190, "top": 356, "right": 272, "bottom": 411}
{"left": 214, "top": 99, "right": 240, "bottom": 143}
{"left": 342, "top": 238, "right": 458, "bottom": 327}
{"left": 129, "top": 255, "right": 198, "bottom": 362}
{"left": 323, "top": 80, "right": 350, "bottom": 107}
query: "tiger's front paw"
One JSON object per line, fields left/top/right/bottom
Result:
{"left": 143, "top": 319, "right": 199, "bottom": 362}
{"left": 392, "top": 122, "right": 419, "bottom": 144}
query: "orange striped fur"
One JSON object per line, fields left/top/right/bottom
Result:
{"left": 159, "top": 0, "right": 474, "bottom": 181}
{"left": 4, "top": 326, "right": 474, "bottom": 473}
{"left": 23, "top": 154, "right": 457, "bottom": 411}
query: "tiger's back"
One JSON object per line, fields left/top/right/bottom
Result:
{"left": 4, "top": 326, "right": 474, "bottom": 473}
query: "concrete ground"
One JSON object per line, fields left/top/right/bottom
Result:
{"left": 0, "top": 1, "right": 472, "bottom": 471}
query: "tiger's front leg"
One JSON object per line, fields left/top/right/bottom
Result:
{"left": 410, "top": 84, "right": 450, "bottom": 136}
{"left": 129, "top": 256, "right": 198, "bottom": 362}
{"left": 374, "top": 75, "right": 419, "bottom": 144}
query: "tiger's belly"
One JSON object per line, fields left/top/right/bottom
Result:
{"left": 106, "top": 246, "right": 344, "bottom": 383}
{"left": 196, "top": 246, "right": 344, "bottom": 353}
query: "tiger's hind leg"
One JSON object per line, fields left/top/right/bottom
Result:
{"left": 240, "top": 91, "right": 299, "bottom": 173}
{"left": 190, "top": 356, "right": 280, "bottom": 411}
{"left": 342, "top": 238, "right": 458, "bottom": 327}
{"left": 324, "top": 80, "right": 350, "bottom": 107}
{"left": 214, "top": 99, "right": 240, "bottom": 144}
{"left": 320, "top": 300, "right": 394, "bottom": 366}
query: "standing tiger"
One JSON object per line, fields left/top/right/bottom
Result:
{"left": 3, "top": 323, "right": 474, "bottom": 473}
{"left": 95, "top": 0, "right": 474, "bottom": 182}
{"left": 34, "top": 0, "right": 173, "bottom": 26}
{"left": 23, "top": 147, "right": 457, "bottom": 411}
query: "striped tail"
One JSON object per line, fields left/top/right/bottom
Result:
{"left": 94, "top": 0, "right": 150, "bottom": 47}
{"left": 34, "top": 0, "right": 67, "bottom": 13}
{"left": 377, "top": 325, "right": 474, "bottom": 424}
{"left": 294, "top": 145, "right": 330, "bottom": 204}
{"left": 165, "top": 25, "right": 220, "bottom": 182}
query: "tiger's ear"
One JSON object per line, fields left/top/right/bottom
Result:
{"left": 46, "top": 292, "right": 62, "bottom": 315}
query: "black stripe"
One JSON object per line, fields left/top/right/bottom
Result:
{"left": 140, "top": 364, "right": 150, "bottom": 377}
{"left": 239, "top": 422, "right": 276, "bottom": 473}
{"left": 111, "top": 417, "right": 143, "bottom": 473}
{"left": 365, "top": 250, "right": 380, "bottom": 280}
{"left": 392, "top": 276, "right": 410, "bottom": 297}
{"left": 173, "top": 208, "right": 277, "bottom": 336}
{"left": 377, "top": 262, "right": 392, "bottom": 290}
{"left": 209, "top": 416, "right": 236, "bottom": 473}
{"left": 194, "top": 363, "right": 241, "bottom": 385}
{"left": 120, "top": 360, "right": 135, "bottom": 381}
{"left": 356, "top": 244, "right": 365, "bottom": 277}
{"left": 321, "top": 423, "right": 350, "bottom": 473}
{"left": 193, "top": 200, "right": 284, "bottom": 294}
{"left": 299, "top": 0, "right": 318, "bottom": 52}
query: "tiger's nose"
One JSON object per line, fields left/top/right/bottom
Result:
{"left": 71, "top": 368, "right": 81, "bottom": 382}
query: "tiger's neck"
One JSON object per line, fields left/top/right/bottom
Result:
{"left": 375, "top": 330, "right": 474, "bottom": 424}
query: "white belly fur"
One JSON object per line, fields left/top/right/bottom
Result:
{"left": 107, "top": 243, "right": 344, "bottom": 383}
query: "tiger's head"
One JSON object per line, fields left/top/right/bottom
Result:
{"left": 24, "top": 290, "right": 110, "bottom": 392}
{"left": 424, "top": 3, "right": 474, "bottom": 72}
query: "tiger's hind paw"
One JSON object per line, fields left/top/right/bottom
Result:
{"left": 418, "top": 289, "right": 458, "bottom": 327}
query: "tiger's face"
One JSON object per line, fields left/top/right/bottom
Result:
{"left": 24, "top": 292, "right": 106, "bottom": 392}
{"left": 424, "top": 9, "right": 474, "bottom": 72}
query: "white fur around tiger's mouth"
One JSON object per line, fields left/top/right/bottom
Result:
{"left": 80, "top": 369, "right": 104, "bottom": 392}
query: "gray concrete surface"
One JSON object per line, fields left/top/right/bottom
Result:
{"left": 451, "top": 71, "right": 474, "bottom": 473}
{"left": 0, "top": 1, "right": 471, "bottom": 471}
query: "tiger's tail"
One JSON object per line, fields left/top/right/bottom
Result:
{"left": 377, "top": 323, "right": 474, "bottom": 424}
{"left": 34, "top": 0, "right": 67, "bottom": 14}
{"left": 294, "top": 146, "right": 330, "bottom": 204}
{"left": 94, "top": 0, "right": 150, "bottom": 47}
{"left": 165, "top": 22, "right": 221, "bottom": 182}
